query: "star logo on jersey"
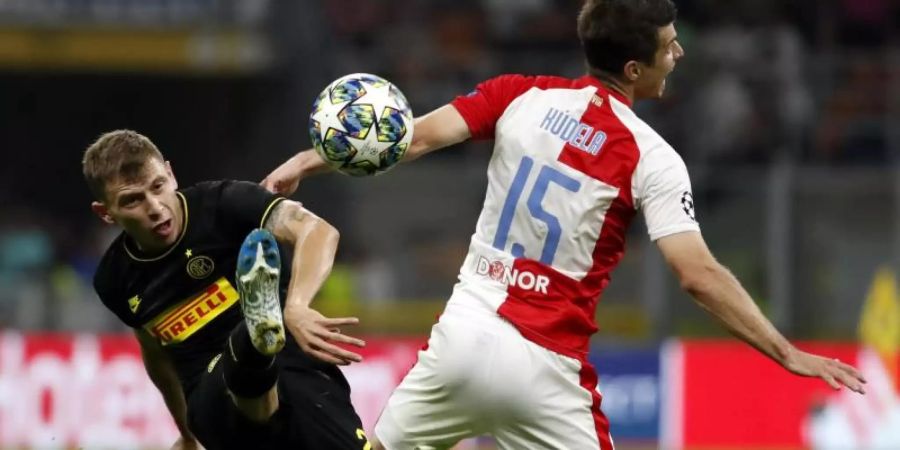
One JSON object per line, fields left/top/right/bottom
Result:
{"left": 186, "top": 255, "right": 215, "bottom": 279}
{"left": 185, "top": 248, "right": 193, "bottom": 258}
{"left": 128, "top": 295, "right": 142, "bottom": 314}
{"left": 681, "top": 191, "right": 696, "bottom": 222}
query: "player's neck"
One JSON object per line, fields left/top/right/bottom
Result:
{"left": 589, "top": 72, "right": 635, "bottom": 105}
{"left": 132, "top": 237, "right": 168, "bottom": 255}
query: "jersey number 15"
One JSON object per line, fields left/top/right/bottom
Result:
{"left": 492, "top": 156, "right": 581, "bottom": 266}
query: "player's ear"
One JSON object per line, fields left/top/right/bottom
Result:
{"left": 91, "top": 201, "right": 115, "bottom": 225}
{"left": 165, "top": 160, "right": 178, "bottom": 190}
{"left": 624, "top": 60, "right": 641, "bottom": 82}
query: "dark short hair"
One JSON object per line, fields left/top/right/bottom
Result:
{"left": 82, "top": 130, "right": 165, "bottom": 202}
{"left": 577, "top": 0, "right": 677, "bottom": 77}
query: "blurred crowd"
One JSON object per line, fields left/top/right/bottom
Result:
{"left": 324, "top": 0, "right": 896, "bottom": 164}
{"left": 0, "top": 0, "right": 896, "bottom": 335}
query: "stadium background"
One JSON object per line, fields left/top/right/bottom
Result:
{"left": 0, "top": 0, "right": 897, "bottom": 448}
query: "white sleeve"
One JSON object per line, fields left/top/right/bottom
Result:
{"left": 633, "top": 145, "right": 700, "bottom": 241}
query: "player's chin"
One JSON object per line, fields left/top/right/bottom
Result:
{"left": 144, "top": 233, "right": 171, "bottom": 249}
{"left": 150, "top": 224, "right": 179, "bottom": 247}
{"left": 161, "top": 233, "right": 179, "bottom": 247}
{"left": 656, "top": 78, "right": 668, "bottom": 97}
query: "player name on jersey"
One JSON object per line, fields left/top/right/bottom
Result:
{"left": 539, "top": 107, "right": 607, "bottom": 155}
{"left": 145, "top": 277, "right": 239, "bottom": 345}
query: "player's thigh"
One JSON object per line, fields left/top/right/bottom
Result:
{"left": 186, "top": 354, "right": 274, "bottom": 450}
{"left": 492, "top": 345, "right": 614, "bottom": 450}
{"left": 374, "top": 319, "right": 485, "bottom": 450}
{"left": 494, "top": 413, "right": 605, "bottom": 450}
{"left": 188, "top": 355, "right": 368, "bottom": 449}
{"left": 277, "top": 364, "right": 371, "bottom": 449}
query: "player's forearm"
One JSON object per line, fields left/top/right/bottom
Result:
{"left": 287, "top": 149, "right": 333, "bottom": 180}
{"left": 684, "top": 264, "right": 795, "bottom": 366}
{"left": 142, "top": 353, "right": 193, "bottom": 437}
{"left": 284, "top": 218, "right": 340, "bottom": 311}
{"left": 282, "top": 105, "right": 468, "bottom": 178}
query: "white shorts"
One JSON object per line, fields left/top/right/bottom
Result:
{"left": 373, "top": 302, "right": 615, "bottom": 450}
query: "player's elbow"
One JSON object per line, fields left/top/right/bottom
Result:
{"left": 311, "top": 216, "right": 340, "bottom": 248}
{"left": 324, "top": 221, "right": 340, "bottom": 245}
{"left": 677, "top": 261, "right": 725, "bottom": 298}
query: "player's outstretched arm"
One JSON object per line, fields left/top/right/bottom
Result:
{"left": 134, "top": 329, "right": 202, "bottom": 449}
{"left": 261, "top": 104, "right": 470, "bottom": 196}
{"left": 656, "top": 231, "right": 867, "bottom": 394}
{"left": 263, "top": 199, "right": 366, "bottom": 365}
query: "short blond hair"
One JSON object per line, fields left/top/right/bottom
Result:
{"left": 82, "top": 130, "right": 165, "bottom": 201}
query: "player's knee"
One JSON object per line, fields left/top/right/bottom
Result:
{"left": 228, "top": 386, "right": 279, "bottom": 423}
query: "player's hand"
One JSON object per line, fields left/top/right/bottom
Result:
{"left": 284, "top": 304, "right": 365, "bottom": 365}
{"left": 261, "top": 157, "right": 303, "bottom": 196}
{"left": 783, "top": 349, "right": 866, "bottom": 394}
{"left": 170, "top": 435, "right": 203, "bottom": 450}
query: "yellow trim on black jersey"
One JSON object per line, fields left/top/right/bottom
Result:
{"left": 124, "top": 191, "right": 190, "bottom": 262}
{"left": 259, "top": 197, "right": 287, "bottom": 229}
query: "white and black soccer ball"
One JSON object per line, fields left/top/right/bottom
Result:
{"left": 309, "top": 73, "right": 414, "bottom": 176}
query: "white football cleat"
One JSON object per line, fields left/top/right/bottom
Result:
{"left": 235, "top": 229, "right": 285, "bottom": 356}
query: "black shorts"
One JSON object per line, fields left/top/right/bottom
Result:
{"left": 187, "top": 349, "right": 369, "bottom": 450}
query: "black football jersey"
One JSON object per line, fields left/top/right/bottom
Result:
{"left": 93, "top": 180, "right": 292, "bottom": 393}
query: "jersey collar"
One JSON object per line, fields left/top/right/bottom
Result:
{"left": 579, "top": 75, "right": 633, "bottom": 108}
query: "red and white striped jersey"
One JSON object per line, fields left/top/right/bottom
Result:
{"left": 448, "top": 74, "right": 699, "bottom": 359}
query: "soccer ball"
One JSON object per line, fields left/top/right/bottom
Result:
{"left": 309, "top": 73, "right": 414, "bottom": 176}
